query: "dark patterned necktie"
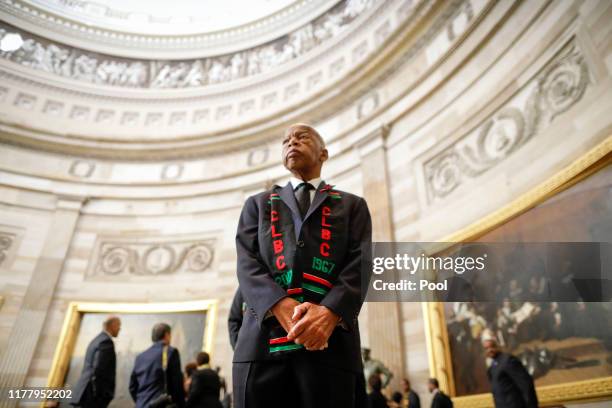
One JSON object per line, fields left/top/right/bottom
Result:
{"left": 295, "top": 182, "right": 314, "bottom": 219}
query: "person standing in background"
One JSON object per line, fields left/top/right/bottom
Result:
{"left": 129, "top": 323, "right": 185, "bottom": 408}
{"left": 186, "top": 352, "right": 223, "bottom": 408}
{"left": 483, "top": 336, "right": 538, "bottom": 408}
{"left": 428, "top": 378, "right": 453, "bottom": 408}
{"left": 71, "top": 316, "right": 121, "bottom": 408}
{"left": 401, "top": 378, "right": 421, "bottom": 408}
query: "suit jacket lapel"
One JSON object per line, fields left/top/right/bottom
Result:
{"left": 276, "top": 183, "right": 303, "bottom": 238}
{"left": 303, "top": 181, "right": 329, "bottom": 222}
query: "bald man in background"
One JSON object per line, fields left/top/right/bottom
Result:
{"left": 71, "top": 316, "right": 121, "bottom": 408}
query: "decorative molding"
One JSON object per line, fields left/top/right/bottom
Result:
{"left": 424, "top": 41, "right": 590, "bottom": 202}
{"left": 0, "top": 231, "right": 15, "bottom": 267}
{"left": 0, "top": 225, "right": 24, "bottom": 271}
{"left": 88, "top": 235, "right": 215, "bottom": 278}
{"left": 0, "top": 0, "right": 466, "bottom": 162}
{"left": 0, "top": 1, "right": 378, "bottom": 89}
{"left": 68, "top": 160, "right": 95, "bottom": 178}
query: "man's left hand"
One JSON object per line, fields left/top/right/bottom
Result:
{"left": 286, "top": 302, "right": 339, "bottom": 351}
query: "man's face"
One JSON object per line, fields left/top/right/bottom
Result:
{"left": 427, "top": 382, "right": 435, "bottom": 393}
{"left": 402, "top": 380, "right": 410, "bottom": 392}
{"left": 483, "top": 340, "right": 500, "bottom": 358}
{"left": 281, "top": 127, "right": 327, "bottom": 176}
{"left": 110, "top": 319, "right": 121, "bottom": 337}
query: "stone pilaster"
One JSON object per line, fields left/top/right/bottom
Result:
{"left": 357, "top": 125, "right": 405, "bottom": 391}
{"left": 0, "top": 196, "right": 84, "bottom": 407}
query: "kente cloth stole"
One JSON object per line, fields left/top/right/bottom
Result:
{"left": 266, "top": 184, "right": 343, "bottom": 355}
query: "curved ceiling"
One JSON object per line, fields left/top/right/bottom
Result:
{"left": 27, "top": 0, "right": 300, "bottom": 35}
{"left": 0, "top": 0, "right": 339, "bottom": 58}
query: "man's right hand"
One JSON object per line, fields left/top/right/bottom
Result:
{"left": 271, "top": 297, "right": 300, "bottom": 334}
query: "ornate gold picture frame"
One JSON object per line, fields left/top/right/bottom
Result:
{"left": 46, "top": 299, "right": 218, "bottom": 405}
{"left": 423, "top": 136, "right": 612, "bottom": 408}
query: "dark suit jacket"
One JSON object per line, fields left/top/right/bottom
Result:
{"left": 129, "top": 341, "right": 185, "bottom": 408}
{"left": 407, "top": 389, "right": 421, "bottom": 408}
{"left": 431, "top": 391, "right": 453, "bottom": 408}
{"left": 233, "top": 181, "right": 372, "bottom": 373}
{"left": 488, "top": 353, "right": 538, "bottom": 408}
{"left": 186, "top": 366, "right": 223, "bottom": 408}
{"left": 228, "top": 288, "right": 245, "bottom": 350}
{"left": 71, "top": 331, "right": 116, "bottom": 407}
{"left": 367, "top": 390, "right": 388, "bottom": 408}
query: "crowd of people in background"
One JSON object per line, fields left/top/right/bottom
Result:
{"left": 70, "top": 318, "right": 228, "bottom": 408}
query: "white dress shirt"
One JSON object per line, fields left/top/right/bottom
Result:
{"left": 289, "top": 176, "right": 323, "bottom": 204}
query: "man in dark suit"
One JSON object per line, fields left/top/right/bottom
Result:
{"left": 483, "top": 338, "right": 538, "bottom": 408}
{"left": 428, "top": 378, "right": 453, "bottom": 408}
{"left": 71, "top": 316, "right": 121, "bottom": 408}
{"left": 129, "top": 323, "right": 185, "bottom": 408}
{"left": 402, "top": 378, "right": 421, "bottom": 408}
{"left": 186, "top": 351, "right": 223, "bottom": 408}
{"left": 228, "top": 288, "right": 245, "bottom": 350}
{"left": 232, "top": 123, "right": 372, "bottom": 408}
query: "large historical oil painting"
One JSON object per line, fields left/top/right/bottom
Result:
{"left": 47, "top": 300, "right": 217, "bottom": 408}
{"left": 425, "top": 143, "right": 612, "bottom": 407}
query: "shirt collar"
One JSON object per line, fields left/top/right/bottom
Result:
{"left": 289, "top": 176, "right": 323, "bottom": 190}
{"left": 197, "top": 363, "right": 211, "bottom": 370}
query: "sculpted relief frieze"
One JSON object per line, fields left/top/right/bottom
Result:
{"left": 0, "top": 0, "right": 377, "bottom": 89}
{"left": 0, "top": 232, "right": 15, "bottom": 267}
{"left": 424, "top": 42, "right": 590, "bottom": 202}
{"left": 88, "top": 235, "right": 216, "bottom": 279}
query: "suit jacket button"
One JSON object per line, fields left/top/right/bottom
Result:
{"left": 297, "top": 240, "right": 305, "bottom": 247}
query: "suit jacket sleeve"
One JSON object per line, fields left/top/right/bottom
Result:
{"left": 320, "top": 196, "right": 372, "bottom": 331}
{"left": 409, "top": 391, "right": 420, "bottom": 408}
{"left": 92, "top": 340, "right": 115, "bottom": 401}
{"left": 168, "top": 348, "right": 186, "bottom": 408}
{"left": 129, "top": 365, "right": 138, "bottom": 402}
{"left": 506, "top": 356, "right": 538, "bottom": 408}
{"left": 228, "top": 288, "right": 244, "bottom": 350}
{"left": 236, "top": 195, "right": 288, "bottom": 326}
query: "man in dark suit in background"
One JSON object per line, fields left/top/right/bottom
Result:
{"left": 186, "top": 351, "right": 223, "bottom": 408}
{"left": 71, "top": 316, "right": 121, "bottom": 408}
{"left": 129, "top": 323, "right": 185, "bottom": 408}
{"left": 233, "top": 123, "right": 372, "bottom": 408}
{"left": 428, "top": 378, "right": 453, "bottom": 408}
{"left": 228, "top": 288, "right": 245, "bottom": 350}
{"left": 483, "top": 337, "right": 538, "bottom": 408}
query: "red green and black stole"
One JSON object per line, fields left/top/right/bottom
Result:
{"left": 266, "top": 185, "right": 343, "bottom": 355}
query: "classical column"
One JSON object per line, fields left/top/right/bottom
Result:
{"left": 0, "top": 196, "right": 84, "bottom": 406}
{"left": 357, "top": 125, "right": 405, "bottom": 390}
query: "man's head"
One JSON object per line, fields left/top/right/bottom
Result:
{"left": 401, "top": 378, "right": 411, "bottom": 392}
{"left": 103, "top": 316, "right": 121, "bottom": 338}
{"left": 281, "top": 123, "right": 328, "bottom": 180}
{"left": 196, "top": 351, "right": 210, "bottom": 366}
{"left": 361, "top": 347, "right": 371, "bottom": 361}
{"left": 483, "top": 338, "right": 501, "bottom": 359}
{"left": 427, "top": 378, "right": 439, "bottom": 393}
{"left": 151, "top": 322, "right": 172, "bottom": 345}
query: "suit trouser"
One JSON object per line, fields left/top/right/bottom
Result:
{"left": 233, "top": 351, "right": 358, "bottom": 408}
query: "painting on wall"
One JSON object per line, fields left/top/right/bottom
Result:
{"left": 424, "top": 142, "right": 612, "bottom": 407}
{"left": 46, "top": 300, "right": 217, "bottom": 408}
